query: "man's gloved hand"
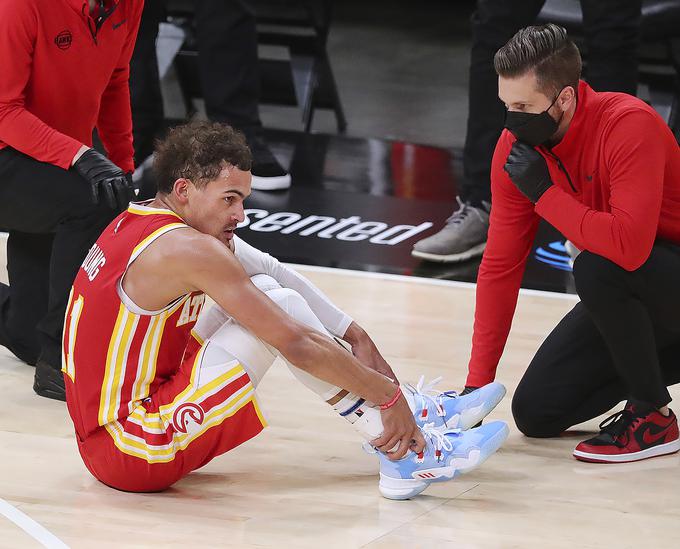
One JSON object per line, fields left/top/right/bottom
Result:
{"left": 72, "top": 148, "right": 136, "bottom": 211}
{"left": 503, "top": 141, "right": 553, "bottom": 203}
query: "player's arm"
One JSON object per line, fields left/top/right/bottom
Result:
{"left": 176, "top": 232, "right": 424, "bottom": 458}
{"left": 341, "top": 322, "right": 398, "bottom": 381}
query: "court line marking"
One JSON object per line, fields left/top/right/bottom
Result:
{"left": 287, "top": 262, "right": 580, "bottom": 302}
{"left": 0, "top": 498, "right": 70, "bottom": 549}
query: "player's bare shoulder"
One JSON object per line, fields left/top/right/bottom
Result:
{"left": 147, "top": 226, "right": 227, "bottom": 267}
{"left": 153, "top": 228, "right": 244, "bottom": 290}
{"left": 124, "top": 226, "right": 244, "bottom": 309}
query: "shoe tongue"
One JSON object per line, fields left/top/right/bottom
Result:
{"left": 625, "top": 400, "right": 655, "bottom": 417}
{"left": 402, "top": 388, "right": 416, "bottom": 410}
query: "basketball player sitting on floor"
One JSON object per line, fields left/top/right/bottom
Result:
{"left": 62, "top": 121, "right": 508, "bottom": 500}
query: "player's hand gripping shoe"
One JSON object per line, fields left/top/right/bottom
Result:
{"left": 402, "top": 376, "right": 506, "bottom": 430}
{"left": 377, "top": 421, "right": 509, "bottom": 500}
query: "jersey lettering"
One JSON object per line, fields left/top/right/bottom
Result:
{"left": 63, "top": 293, "right": 84, "bottom": 381}
{"left": 177, "top": 294, "right": 206, "bottom": 327}
{"left": 82, "top": 243, "right": 107, "bottom": 281}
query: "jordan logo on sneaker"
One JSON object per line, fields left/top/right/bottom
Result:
{"left": 640, "top": 423, "right": 670, "bottom": 445}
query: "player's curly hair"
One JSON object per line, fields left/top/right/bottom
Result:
{"left": 153, "top": 120, "right": 252, "bottom": 194}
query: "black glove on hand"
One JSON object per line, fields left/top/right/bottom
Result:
{"left": 503, "top": 141, "right": 553, "bottom": 203}
{"left": 72, "top": 148, "right": 136, "bottom": 211}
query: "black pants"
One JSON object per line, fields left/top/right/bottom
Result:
{"left": 0, "top": 148, "right": 117, "bottom": 368}
{"left": 129, "top": 0, "right": 166, "bottom": 165}
{"left": 512, "top": 244, "right": 680, "bottom": 438}
{"left": 461, "top": 0, "right": 642, "bottom": 205}
{"left": 130, "top": 0, "right": 262, "bottom": 164}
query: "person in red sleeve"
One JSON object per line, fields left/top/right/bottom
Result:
{"left": 0, "top": 0, "right": 141, "bottom": 401}
{"left": 465, "top": 23, "right": 680, "bottom": 463}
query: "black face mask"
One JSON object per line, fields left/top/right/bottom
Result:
{"left": 504, "top": 90, "right": 565, "bottom": 146}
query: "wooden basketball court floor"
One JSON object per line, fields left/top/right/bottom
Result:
{"left": 1, "top": 250, "right": 679, "bottom": 547}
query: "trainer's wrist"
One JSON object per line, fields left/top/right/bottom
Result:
{"left": 72, "top": 145, "right": 90, "bottom": 167}
{"left": 532, "top": 177, "right": 553, "bottom": 203}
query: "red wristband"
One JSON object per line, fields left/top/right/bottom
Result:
{"left": 379, "top": 386, "right": 402, "bottom": 411}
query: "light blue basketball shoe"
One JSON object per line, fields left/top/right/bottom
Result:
{"left": 377, "top": 421, "right": 509, "bottom": 500}
{"left": 403, "top": 376, "right": 506, "bottom": 430}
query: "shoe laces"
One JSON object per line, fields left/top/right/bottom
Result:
{"left": 598, "top": 408, "right": 644, "bottom": 442}
{"left": 413, "top": 423, "right": 462, "bottom": 463}
{"left": 445, "top": 197, "right": 484, "bottom": 226}
{"left": 422, "top": 422, "right": 457, "bottom": 453}
{"left": 404, "top": 375, "right": 458, "bottom": 420}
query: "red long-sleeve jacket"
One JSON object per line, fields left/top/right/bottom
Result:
{"left": 467, "top": 80, "right": 680, "bottom": 388}
{"left": 0, "top": 0, "right": 143, "bottom": 172}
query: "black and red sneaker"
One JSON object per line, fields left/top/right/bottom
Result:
{"left": 573, "top": 402, "right": 680, "bottom": 463}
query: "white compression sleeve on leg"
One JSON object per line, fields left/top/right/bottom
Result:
{"left": 194, "top": 307, "right": 278, "bottom": 388}
{"left": 253, "top": 275, "right": 385, "bottom": 441}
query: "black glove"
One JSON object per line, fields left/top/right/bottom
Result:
{"left": 72, "top": 148, "right": 136, "bottom": 211}
{"left": 503, "top": 141, "right": 553, "bottom": 203}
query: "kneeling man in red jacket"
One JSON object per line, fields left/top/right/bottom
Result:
{"left": 465, "top": 23, "right": 680, "bottom": 463}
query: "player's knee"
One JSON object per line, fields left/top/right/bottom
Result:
{"left": 281, "top": 290, "right": 309, "bottom": 319}
{"left": 264, "top": 286, "right": 307, "bottom": 314}
{"left": 250, "top": 274, "right": 281, "bottom": 293}
{"left": 266, "top": 287, "right": 331, "bottom": 337}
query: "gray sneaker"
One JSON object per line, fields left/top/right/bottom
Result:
{"left": 412, "top": 198, "right": 490, "bottom": 263}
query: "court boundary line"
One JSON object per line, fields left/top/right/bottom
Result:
{"left": 286, "top": 262, "right": 579, "bottom": 302}
{"left": 0, "top": 498, "right": 70, "bottom": 549}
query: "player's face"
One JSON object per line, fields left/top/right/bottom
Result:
{"left": 186, "top": 165, "right": 252, "bottom": 246}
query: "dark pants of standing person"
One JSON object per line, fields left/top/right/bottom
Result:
{"left": 512, "top": 243, "right": 680, "bottom": 437}
{"left": 130, "top": 0, "right": 262, "bottom": 165}
{"left": 461, "top": 0, "right": 642, "bottom": 206}
{"left": 129, "top": 0, "right": 166, "bottom": 166}
{"left": 0, "top": 148, "right": 117, "bottom": 369}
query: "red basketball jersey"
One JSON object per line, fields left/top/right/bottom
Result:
{"left": 63, "top": 203, "right": 206, "bottom": 440}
